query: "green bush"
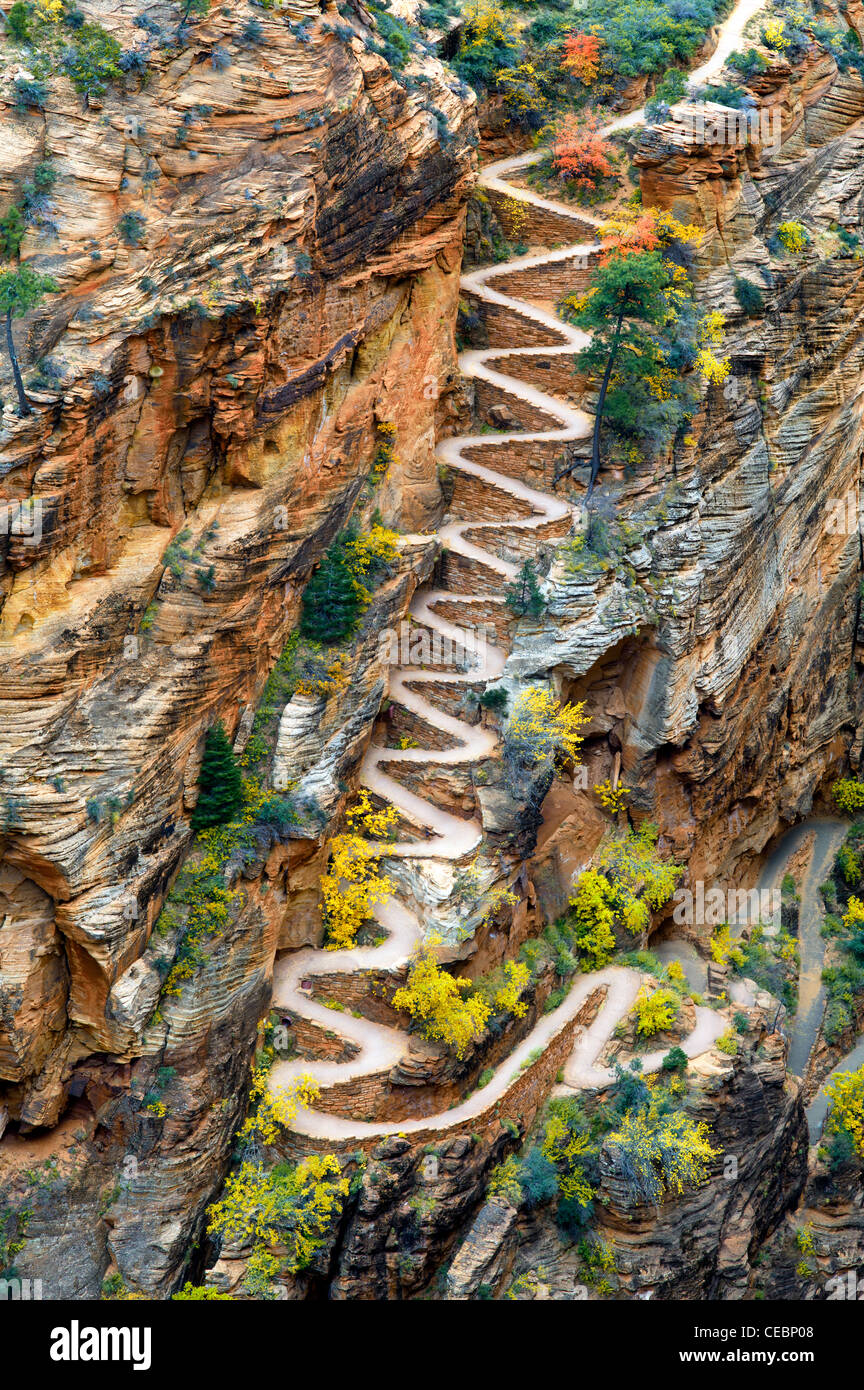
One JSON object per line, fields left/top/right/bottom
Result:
{"left": 571, "top": 0, "right": 729, "bottom": 79}
{"left": 727, "top": 47, "right": 768, "bottom": 79}
{"left": 733, "top": 277, "right": 764, "bottom": 316}
{"left": 518, "top": 1147, "right": 559, "bottom": 1209}
{"left": 300, "top": 533, "right": 367, "bottom": 645}
{"left": 645, "top": 66, "right": 687, "bottom": 121}
{"left": 118, "top": 211, "right": 147, "bottom": 247}
{"left": 13, "top": 77, "right": 48, "bottom": 110}
{"left": 300, "top": 525, "right": 396, "bottom": 646}
{"left": 0, "top": 206, "right": 26, "bottom": 262}
{"left": 661, "top": 1045, "right": 688, "bottom": 1072}
{"left": 62, "top": 21, "right": 123, "bottom": 102}
{"left": 693, "top": 79, "right": 749, "bottom": 108}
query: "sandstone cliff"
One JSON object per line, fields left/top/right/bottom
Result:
{"left": 0, "top": 0, "right": 475, "bottom": 1296}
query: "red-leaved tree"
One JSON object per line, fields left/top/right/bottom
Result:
{"left": 562, "top": 32, "right": 602, "bottom": 86}
{"left": 552, "top": 116, "right": 613, "bottom": 190}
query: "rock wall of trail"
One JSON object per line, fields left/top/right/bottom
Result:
{"left": 0, "top": 0, "right": 476, "bottom": 1296}
{"left": 444, "top": 1029, "right": 808, "bottom": 1301}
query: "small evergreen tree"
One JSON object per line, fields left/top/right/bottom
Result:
{"left": 478, "top": 686, "right": 509, "bottom": 716}
{"left": 0, "top": 206, "right": 26, "bottom": 262}
{"left": 6, "top": 2, "right": 31, "bottom": 42}
{"left": 192, "top": 721, "right": 243, "bottom": 830}
{"left": 505, "top": 559, "right": 545, "bottom": 618}
{"left": 300, "top": 534, "right": 364, "bottom": 645}
{"left": 0, "top": 264, "right": 58, "bottom": 417}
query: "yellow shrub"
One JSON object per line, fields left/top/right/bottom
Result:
{"left": 393, "top": 944, "right": 491, "bottom": 1057}
{"left": 542, "top": 1112, "right": 595, "bottom": 1205}
{"left": 207, "top": 1152, "right": 348, "bottom": 1281}
{"left": 569, "top": 867, "right": 618, "bottom": 970}
{"left": 763, "top": 17, "right": 789, "bottom": 49}
{"left": 345, "top": 524, "right": 399, "bottom": 581}
{"left": 832, "top": 778, "right": 864, "bottom": 814}
{"left": 634, "top": 985, "right": 680, "bottom": 1036}
{"left": 824, "top": 1065, "right": 864, "bottom": 1157}
{"left": 493, "top": 959, "right": 531, "bottom": 1018}
{"left": 776, "top": 221, "right": 809, "bottom": 254}
{"left": 696, "top": 348, "right": 731, "bottom": 384}
{"left": 505, "top": 687, "right": 587, "bottom": 767}
{"left": 320, "top": 793, "right": 398, "bottom": 950}
{"left": 594, "top": 780, "right": 631, "bottom": 814}
{"left": 843, "top": 895, "right": 864, "bottom": 930}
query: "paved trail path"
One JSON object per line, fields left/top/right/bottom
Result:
{"left": 271, "top": 0, "right": 764, "bottom": 1139}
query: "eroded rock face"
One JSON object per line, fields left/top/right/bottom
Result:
{"left": 757, "top": 1153, "right": 864, "bottom": 1300}
{"left": 0, "top": 0, "right": 476, "bottom": 1294}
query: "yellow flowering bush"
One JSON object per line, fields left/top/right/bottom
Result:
{"left": 568, "top": 824, "right": 682, "bottom": 969}
{"left": 393, "top": 941, "right": 491, "bottom": 1057}
{"left": 568, "top": 867, "right": 618, "bottom": 969}
{"left": 597, "top": 822, "right": 683, "bottom": 932}
{"left": 239, "top": 1067, "right": 320, "bottom": 1147}
{"left": 696, "top": 309, "right": 730, "bottom": 383}
{"left": 709, "top": 923, "right": 745, "bottom": 969}
{"left": 371, "top": 421, "right": 396, "bottom": 480}
{"left": 492, "top": 959, "right": 532, "bottom": 1018}
{"left": 844, "top": 895, "right": 864, "bottom": 930}
{"left": 604, "top": 1101, "right": 719, "bottom": 1205}
{"left": 320, "top": 792, "right": 398, "bottom": 950}
{"left": 634, "top": 985, "right": 680, "bottom": 1036}
{"left": 542, "top": 1110, "right": 595, "bottom": 1206}
{"left": 824, "top": 1065, "right": 864, "bottom": 1157}
{"left": 776, "top": 221, "right": 809, "bottom": 254}
{"left": 504, "top": 687, "right": 587, "bottom": 772}
{"left": 763, "top": 17, "right": 789, "bottom": 50}
{"left": 715, "top": 1028, "right": 739, "bottom": 1055}
{"left": 207, "top": 1152, "right": 348, "bottom": 1287}
{"left": 594, "top": 780, "right": 631, "bottom": 814}
{"left": 832, "top": 778, "right": 864, "bottom": 814}
{"left": 345, "top": 523, "right": 399, "bottom": 586}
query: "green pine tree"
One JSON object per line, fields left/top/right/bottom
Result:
{"left": 567, "top": 250, "right": 672, "bottom": 497}
{"left": 505, "top": 559, "right": 545, "bottom": 618}
{"left": 300, "top": 534, "right": 364, "bottom": 645}
{"left": 191, "top": 721, "right": 243, "bottom": 831}
{"left": 0, "top": 205, "right": 26, "bottom": 262}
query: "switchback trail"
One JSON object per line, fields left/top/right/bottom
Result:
{"left": 270, "top": 0, "right": 764, "bottom": 1139}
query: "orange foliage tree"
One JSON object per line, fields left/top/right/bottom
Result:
{"left": 598, "top": 205, "right": 703, "bottom": 263}
{"left": 552, "top": 115, "right": 613, "bottom": 190}
{"left": 562, "top": 31, "right": 602, "bottom": 85}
